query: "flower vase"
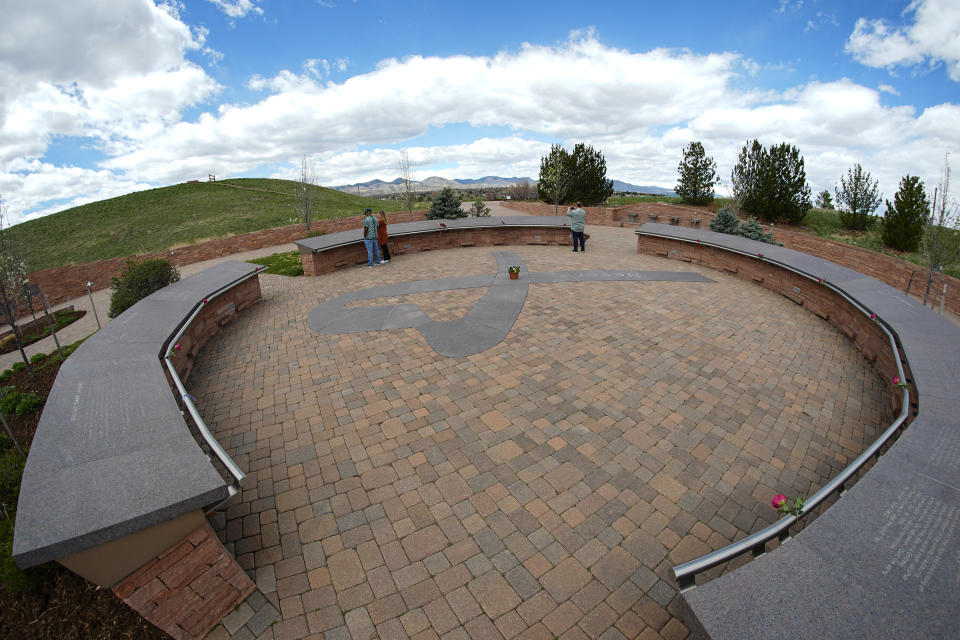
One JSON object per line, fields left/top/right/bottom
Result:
{"left": 509, "top": 271, "right": 519, "bottom": 280}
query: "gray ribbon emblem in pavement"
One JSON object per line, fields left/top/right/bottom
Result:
{"left": 307, "top": 251, "right": 713, "bottom": 357}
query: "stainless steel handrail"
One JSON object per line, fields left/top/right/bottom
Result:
{"left": 162, "top": 267, "right": 266, "bottom": 509}
{"left": 636, "top": 232, "right": 913, "bottom": 592}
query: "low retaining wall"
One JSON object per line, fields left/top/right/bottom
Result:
{"left": 296, "top": 217, "right": 573, "bottom": 276}
{"left": 13, "top": 261, "right": 263, "bottom": 639}
{"left": 634, "top": 224, "right": 959, "bottom": 639}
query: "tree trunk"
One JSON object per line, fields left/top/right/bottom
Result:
{"left": 11, "top": 321, "right": 35, "bottom": 379}
{"left": 924, "top": 268, "right": 935, "bottom": 306}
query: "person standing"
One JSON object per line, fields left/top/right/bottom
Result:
{"left": 362, "top": 208, "right": 381, "bottom": 268}
{"left": 567, "top": 202, "right": 586, "bottom": 252}
{"left": 378, "top": 211, "right": 391, "bottom": 263}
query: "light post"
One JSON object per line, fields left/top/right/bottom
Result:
{"left": 86, "top": 281, "right": 101, "bottom": 329}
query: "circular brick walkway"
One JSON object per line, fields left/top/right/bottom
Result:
{"left": 189, "top": 226, "right": 889, "bottom": 640}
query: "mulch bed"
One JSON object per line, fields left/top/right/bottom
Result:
{"left": 1, "top": 358, "right": 168, "bottom": 640}
{"left": 0, "top": 309, "right": 87, "bottom": 356}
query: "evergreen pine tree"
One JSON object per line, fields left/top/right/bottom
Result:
{"left": 766, "top": 142, "right": 812, "bottom": 225}
{"left": 567, "top": 143, "right": 614, "bottom": 205}
{"left": 731, "top": 140, "right": 811, "bottom": 224}
{"left": 836, "top": 164, "right": 882, "bottom": 230}
{"left": 815, "top": 190, "right": 833, "bottom": 209}
{"left": 882, "top": 175, "right": 928, "bottom": 252}
{"left": 675, "top": 141, "right": 719, "bottom": 205}
{"left": 731, "top": 140, "right": 768, "bottom": 217}
{"left": 469, "top": 199, "right": 491, "bottom": 217}
{"left": 426, "top": 187, "right": 465, "bottom": 219}
{"left": 537, "top": 144, "right": 571, "bottom": 214}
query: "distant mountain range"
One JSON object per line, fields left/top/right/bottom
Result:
{"left": 330, "top": 176, "right": 675, "bottom": 197}
{"left": 610, "top": 180, "right": 675, "bottom": 196}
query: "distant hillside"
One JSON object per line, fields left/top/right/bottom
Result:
{"left": 611, "top": 180, "right": 676, "bottom": 196}
{"left": 332, "top": 175, "right": 534, "bottom": 196}
{"left": 9, "top": 179, "right": 399, "bottom": 272}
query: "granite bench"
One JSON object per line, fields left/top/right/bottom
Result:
{"left": 13, "top": 260, "right": 264, "bottom": 639}
{"left": 635, "top": 224, "right": 958, "bottom": 639}
{"left": 294, "top": 216, "right": 574, "bottom": 275}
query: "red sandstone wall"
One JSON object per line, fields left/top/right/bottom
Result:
{"left": 164, "top": 275, "right": 262, "bottom": 383}
{"left": 113, "top": 520, "right": 255, "bottom": 640}
{"left": 502, "top": 201, "right": 959, "bottom": 317}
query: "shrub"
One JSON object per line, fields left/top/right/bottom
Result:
{"left": 0, "top": 388, "right": 44, "bottom": 416}
{"left": 10, "top": 362, "right": 25, "bottom": 373}
{"left": 0, "top": 371, "right": 10, "bottom": 384}
{"left": 0, "top": 447, "right": 49, "bottom": 593}
{"left": 29, "top": 352, "right": 47, "bottom": 364}
{"left": 468, "top": 199, "right": 490, "bottom": 217}
{"left": 14, "top": 394, "right": 44, "bottom": 416}
{"left": 738, "top": 217, "right": 783, "bottom": 246}
{"left": 0, "top": 447, "right": 23, "bottom": 506}
{"left": 710, "top": 206, "right": 740, "bottom": 234}
{"left": 0, "top": 335, "right": 16, "bottom": 352}
{"left": 0, "top": 387, "right": 19, "bottom": 416}
{"left": 108, "top": 258, "right": 180, "bottom": 319}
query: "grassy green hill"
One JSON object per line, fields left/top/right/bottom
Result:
{"left": 9, "top": 179, "right": 402, "bottom": 271}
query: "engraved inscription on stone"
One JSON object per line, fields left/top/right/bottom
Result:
{"left": 928, "top": 430, "right": 960, "bottom": 470}
{"left": 873, "top": 486, "right": 960, "bottom": 592}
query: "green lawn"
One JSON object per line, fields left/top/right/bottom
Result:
{"left": 9, "top": 179, "right": 399, "bottom": 271}
{"left": 605, "top": 194, "right": 683, "bottom": 206}
{"left": 246, "top": 251, "right": 304, "bottom": 277}
{"left": 802, "top": 207, "right": 960, "bottom": 279}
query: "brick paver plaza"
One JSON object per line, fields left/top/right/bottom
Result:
{"left": 190, "top": 227, "right": 889, "bottom": 640}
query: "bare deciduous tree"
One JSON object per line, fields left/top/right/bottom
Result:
{"left": 0, "top": 197, "right": 34, "bottom": 379}
{"left": 398, "top": 150, "right": 416, "bottom": 222}
{"left": 923, "top": 154, "right": 960, "bottom": 306}
{"left": 510, "top": 179, "right": 534, "bottom": 201}
{"left": 295, "top": 155, "right": 317, "bottom": 231}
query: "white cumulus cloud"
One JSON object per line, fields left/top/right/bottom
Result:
{"left": 206, "top": 0, "right": 263, "bottom": 19}
{"left": 847, "top": 0, "right": 960, "bottom": 81}
{"left": 0, "top": 0, "right": 220, "bottom": 223}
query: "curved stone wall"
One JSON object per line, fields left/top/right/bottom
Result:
{"left": 635, "top": 223, "right": 958, "bottom": 639}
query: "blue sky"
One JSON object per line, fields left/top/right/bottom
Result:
{"left": 1, "top": 0, "right": 958, "bottom": 224}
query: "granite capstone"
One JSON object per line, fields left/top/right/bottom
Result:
{"left": 12, "top": 261, "right": 260, "bottom": 568}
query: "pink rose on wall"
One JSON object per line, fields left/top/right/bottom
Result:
{"left": 771, "top": 492, "right": 805, "bottom": 518}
